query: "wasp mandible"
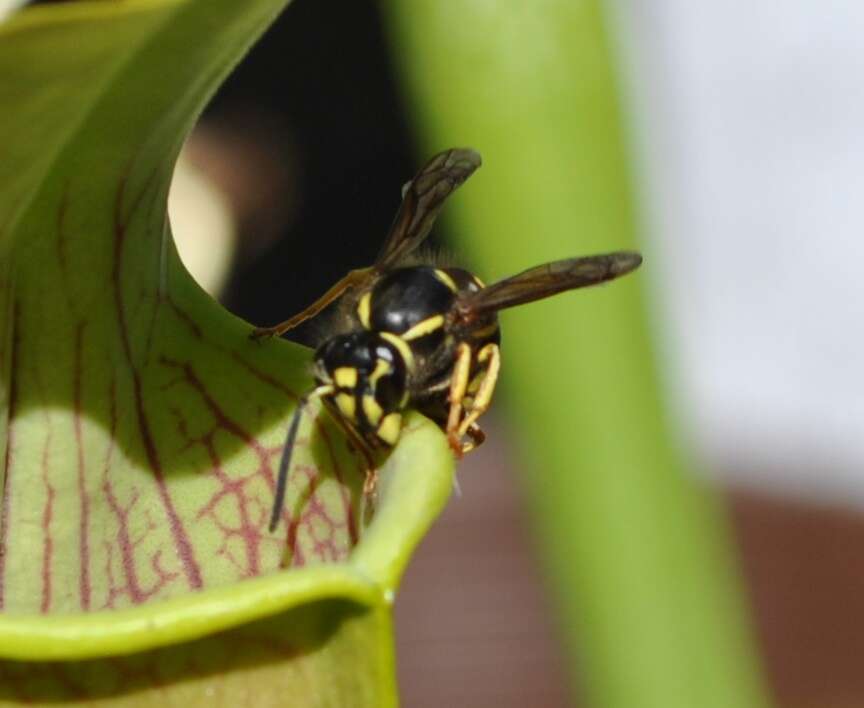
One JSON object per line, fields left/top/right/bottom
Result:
{"left": 252, "top": 148, "right": 642, "bottom": 532}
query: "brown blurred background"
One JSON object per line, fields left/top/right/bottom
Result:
{"left": 395, "top": 427, "right": 864, "bottom": 708}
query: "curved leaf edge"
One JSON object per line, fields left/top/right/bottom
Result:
{"left": 0, "top": 414, "right": 453, "bottom": 661}
{"left": 0, "top": 566, "right": 375, "bottom": 661}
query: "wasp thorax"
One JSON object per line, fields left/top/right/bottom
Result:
{"left": 363, "top": 267, "right": 455, "bottom": 357}
{"left": 438, "top": 266, "right": 484, "bottom": 294}
{"left": 313, "top": 331, "right": 410, "bottom": 447}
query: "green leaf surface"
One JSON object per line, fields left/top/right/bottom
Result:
{"left": 0, "top": 0, "right": 453, "bottom": 703}
{"left": 0, "top": 601, "right": 396, "bottom": 706}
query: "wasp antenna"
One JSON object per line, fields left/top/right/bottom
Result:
{"left": 269, "top": 385, "right": 334, "bottom": 533}
{"left": 610, "top": 250, "right": 643, "bottom": 277}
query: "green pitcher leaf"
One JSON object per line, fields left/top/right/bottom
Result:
{"left": 0, "top": 0, "right": 453, "bottom": 704}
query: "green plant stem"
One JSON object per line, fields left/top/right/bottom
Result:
{"left": 383, "top": 2, "right": 771, "bottom": 706}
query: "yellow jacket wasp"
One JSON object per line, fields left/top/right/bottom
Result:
{"left": 253, "top": 148, "right": 642, "bottom": 532}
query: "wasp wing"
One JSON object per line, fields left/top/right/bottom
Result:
{"left": 250, "top": 148, "right": 481, "bottom": 339}
{"left": 456, "top": 251, "right": 642, "bottom": 316}
{"left": 374, "top": 148, "right": 482, "bottom": 269}
{"left": 249, "top": 265, "right": 379, "bottom": 339}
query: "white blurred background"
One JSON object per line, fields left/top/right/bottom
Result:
{"left": 612, "top": 0, "right": 864, "bottom": 505}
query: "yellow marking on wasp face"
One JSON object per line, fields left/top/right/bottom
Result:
{"left": 433, "top": 269, "right": 458, "bottom": 292}
{"left": 362, "top": 394, "right": 383, "bottom": 426}
{"left": 376, "top": 412, "right": 402, "bottom": 445}
{"left": 472, "top": 274, "right": 486, "bottom": 288}
{"left": 379, "top": 332, "right": 415, "bottom": 372}
{"left": 369, "top": 358, "right": 392, "bottom": 385}
{"left": 402, "top": 314, "right": 445, "bottom": 341}
{"left": 334, "top": 367, "right": 357, "bottom": 389}
{"left": 336, "top": 392, "right": 356, "bottom": 420}
{"left": 357, "top": 291, "right": 372, "bottom": 329}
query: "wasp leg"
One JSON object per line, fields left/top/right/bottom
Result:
{"left": 456, "top": 343, "right": 501, "bottom": 445}
{"left": 445, "top": 342, "right": 474, "bottom": 456}
{"left": 459, "top": 423, "right": 486, "bottom": 455}
{"left": 250, "top": 267, "right": 376, "bottom": 340}
{"left": 322, "top": 399, "right": 379, "bottom": 496}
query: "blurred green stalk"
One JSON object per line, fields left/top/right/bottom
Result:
{"left": 383, "top": 2, "right": 771, "bottom": 706}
